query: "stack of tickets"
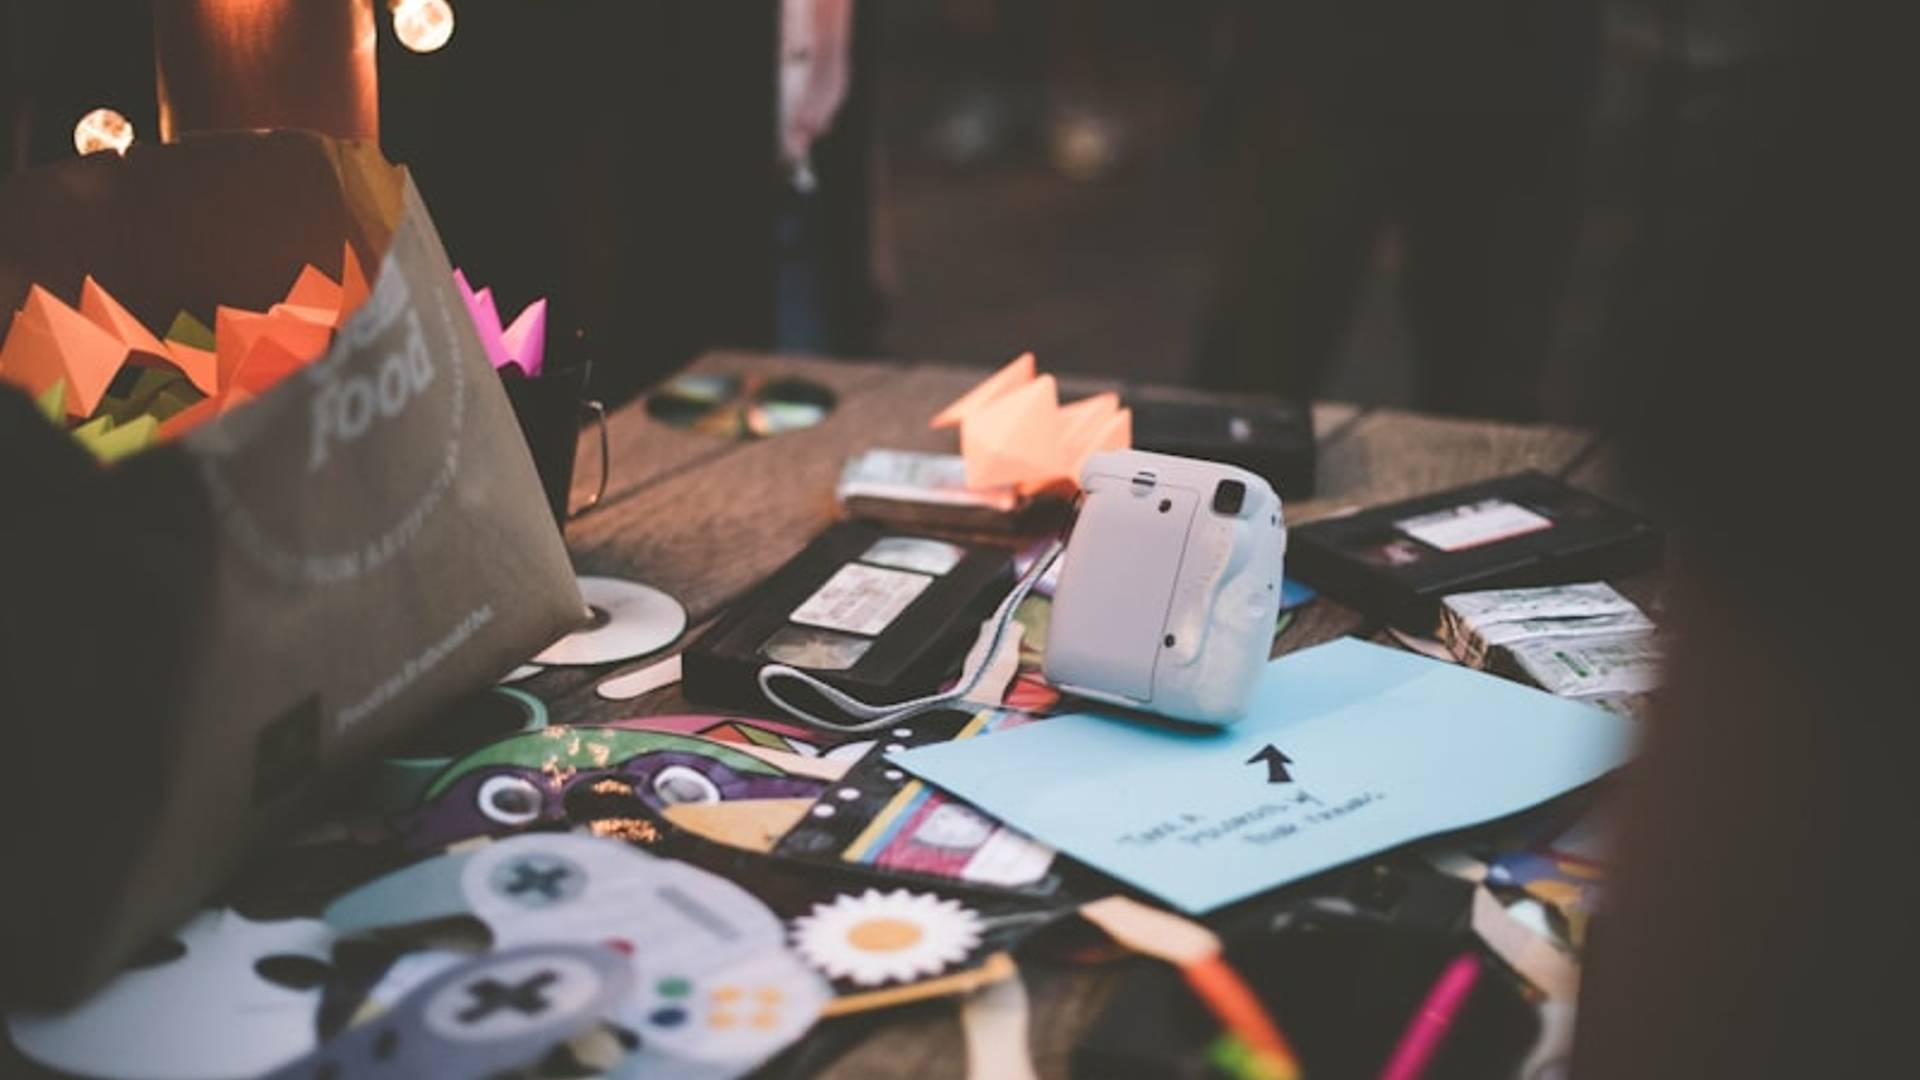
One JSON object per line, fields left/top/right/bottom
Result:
{"left": 1439, "top": 582, "right": 1662, "bottom": 715}
{"left": 930, "top": 352, "right": 1131, "bottom": 495}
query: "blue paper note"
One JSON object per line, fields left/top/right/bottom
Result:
{"left": 890, "top": 637, "right": 1637, "bottom": 913}
{"left": 1278, "top": 576, "right": 1317, "bottom": 612}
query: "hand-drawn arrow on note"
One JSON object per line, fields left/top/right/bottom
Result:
{"left": 1246, "top": 745, "right": 1293, "bottom": 784}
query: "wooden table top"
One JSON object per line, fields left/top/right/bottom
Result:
{"left": 520, "top": 350, "right": 1650, "bottom": 1079}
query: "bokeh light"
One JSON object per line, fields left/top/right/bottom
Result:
{"left": 73, "top": 108, "right": 135, "bottom": 157}
{"left": 392, "top": 0, "right": 455, "bottom": 54}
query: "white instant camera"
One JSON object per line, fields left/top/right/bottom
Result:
{"left": 1045, "top": 449, "right": 1286, "bottom": 726}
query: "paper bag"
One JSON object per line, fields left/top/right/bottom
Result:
{"left": 0, "top": 132, "right": 582, "bottom": 1005}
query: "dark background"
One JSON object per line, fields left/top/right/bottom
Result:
{"left": 2, "top": 0, "right": 1767, "bottom": 419}
{"left": 2, "top": 4, "right": 1911, "bottom": 1075}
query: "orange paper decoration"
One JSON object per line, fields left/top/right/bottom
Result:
{"left": 930, "top": 352, "right": 1132, "bottom": 495}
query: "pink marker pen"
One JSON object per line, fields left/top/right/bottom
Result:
{"left": 1377, "top": 952, "right": 1483, "bottom": 1080}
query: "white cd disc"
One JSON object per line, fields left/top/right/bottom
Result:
{"left": 498, "top": 663, "right": 543, "bottom": 683}
{"left": 534, "top": 576, "right": 687, "bottom": 666}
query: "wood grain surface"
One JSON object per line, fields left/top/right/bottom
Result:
{"left": 507, "top": 352, "right": 1621, "bottom": 1079}
{"left": 1293, "top": 407, "right": 1598, "bottom": 524}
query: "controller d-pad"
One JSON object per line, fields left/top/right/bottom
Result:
{"left": 456, "top": 971, "right": 558, "bottom": 1024}
{"left": 487, "top": 854, "right": 585, "bottom": 909}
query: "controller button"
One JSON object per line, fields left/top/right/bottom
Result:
{"left": 649, "top": 1006, "right": 689, "bottom": 1028}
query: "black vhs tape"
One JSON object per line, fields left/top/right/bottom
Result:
{"left": 684, "top": 521, "right": 1014, "bottom": 714}
{"left": 1125, "top": 386, "right": 1317, "bottom": 498}
{"left": 1290, "top": 471, "right": 1662, "bottom": 631}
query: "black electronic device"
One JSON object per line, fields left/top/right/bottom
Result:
{"left": 683, "top": 521, "right": 1014, "bottom": 715}
{"left": 1290, "top": 471, "right": 1662, "bottom": 631}
{"left": 1125, "top": 387, "right": 1317, "bottom": 498}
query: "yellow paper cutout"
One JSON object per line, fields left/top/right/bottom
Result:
{"left": 819, "top": 952, "right": 1018, "bottom": 1018}
{"left": 77, "top": 414, "right": 159, "bottom": 464}
{"left": 164, "top": 311, "right": 217, "bottom": 351}
{"left": 660, "top": 799, "right": 817, "bottom": 853}
{"left": 35, "top": 379, "right": 67, "bottom": 424}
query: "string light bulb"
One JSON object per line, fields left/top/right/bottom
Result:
{"left": 73, "top": 108, "right": 135, "bottom": 157}
{"left": 391, "top": 0, "right": 455, "bottom": 54}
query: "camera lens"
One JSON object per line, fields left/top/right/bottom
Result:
{"left": 1212, "top": 479, "right": 1246, "bottom": 516}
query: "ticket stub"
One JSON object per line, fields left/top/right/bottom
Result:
{"left": 1439, "top": 582, "right": 1651, "bottom": 668}
{"left": 1473, "top": 611, "right": 1655, "bottom": 654}
{"left": 1508, "top": 633, "right": 1663, "bottom": 698}
{"left": 1586, "top": 692, "right": 1655, "bottom": 722}
{"left": 837, "top": 449, "right": 1019, "bottom": 510}
{"left": 1443, "top": 582, "right": 1639, "bottom": 625}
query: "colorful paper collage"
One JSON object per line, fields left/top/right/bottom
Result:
{"left": 1482, "top": 795, "right": 1618, "bottom": 948}
{"left": 390, "top": 725, "right": 838, "bottom": 854}
{"left": 776, "top": 708, "right": 1060, "bottom": 894}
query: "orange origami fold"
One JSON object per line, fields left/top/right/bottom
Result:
{"left": 0, "top": 285, "right": 128, "bottom": 419}
{"left": 156, "top": 386, "right": 254, "bottom": 441}
{"left": 931, "top": 350, "right": 1036, "bottom": 429}
{"left": 79, "top": 277, "right": 168, "bottom": 360}
{"left": 215, "top": 304, "right": 333, "bottom": 392}
{"left": 229, "top": 333, "right": 317, "bottom": 396}
{"left": 161, "top": 341, "right": 219, "bottom": 397}
{"left": 176, "top": 245, "right": 366, "bottom": 431}
{"left": 0, "top": 241, "right": 369, "bottom": 452}
{"left": 283, "top": 246, "right": 369, "bottom": 328}
{"left": 80, "top": 276, "right": 224, "bottom": 395}
{"left": 930, "top": 352, "right": 1132, "bottom": 495}
{"left": 284, "top": 264, "right": 343, "bottom": 315}
{"left": 210, "top": 242, "right": 368, "bottom": 397}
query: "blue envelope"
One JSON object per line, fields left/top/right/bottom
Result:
{"left": 890, "top": 637, "right": 1638, "bottom": 913}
